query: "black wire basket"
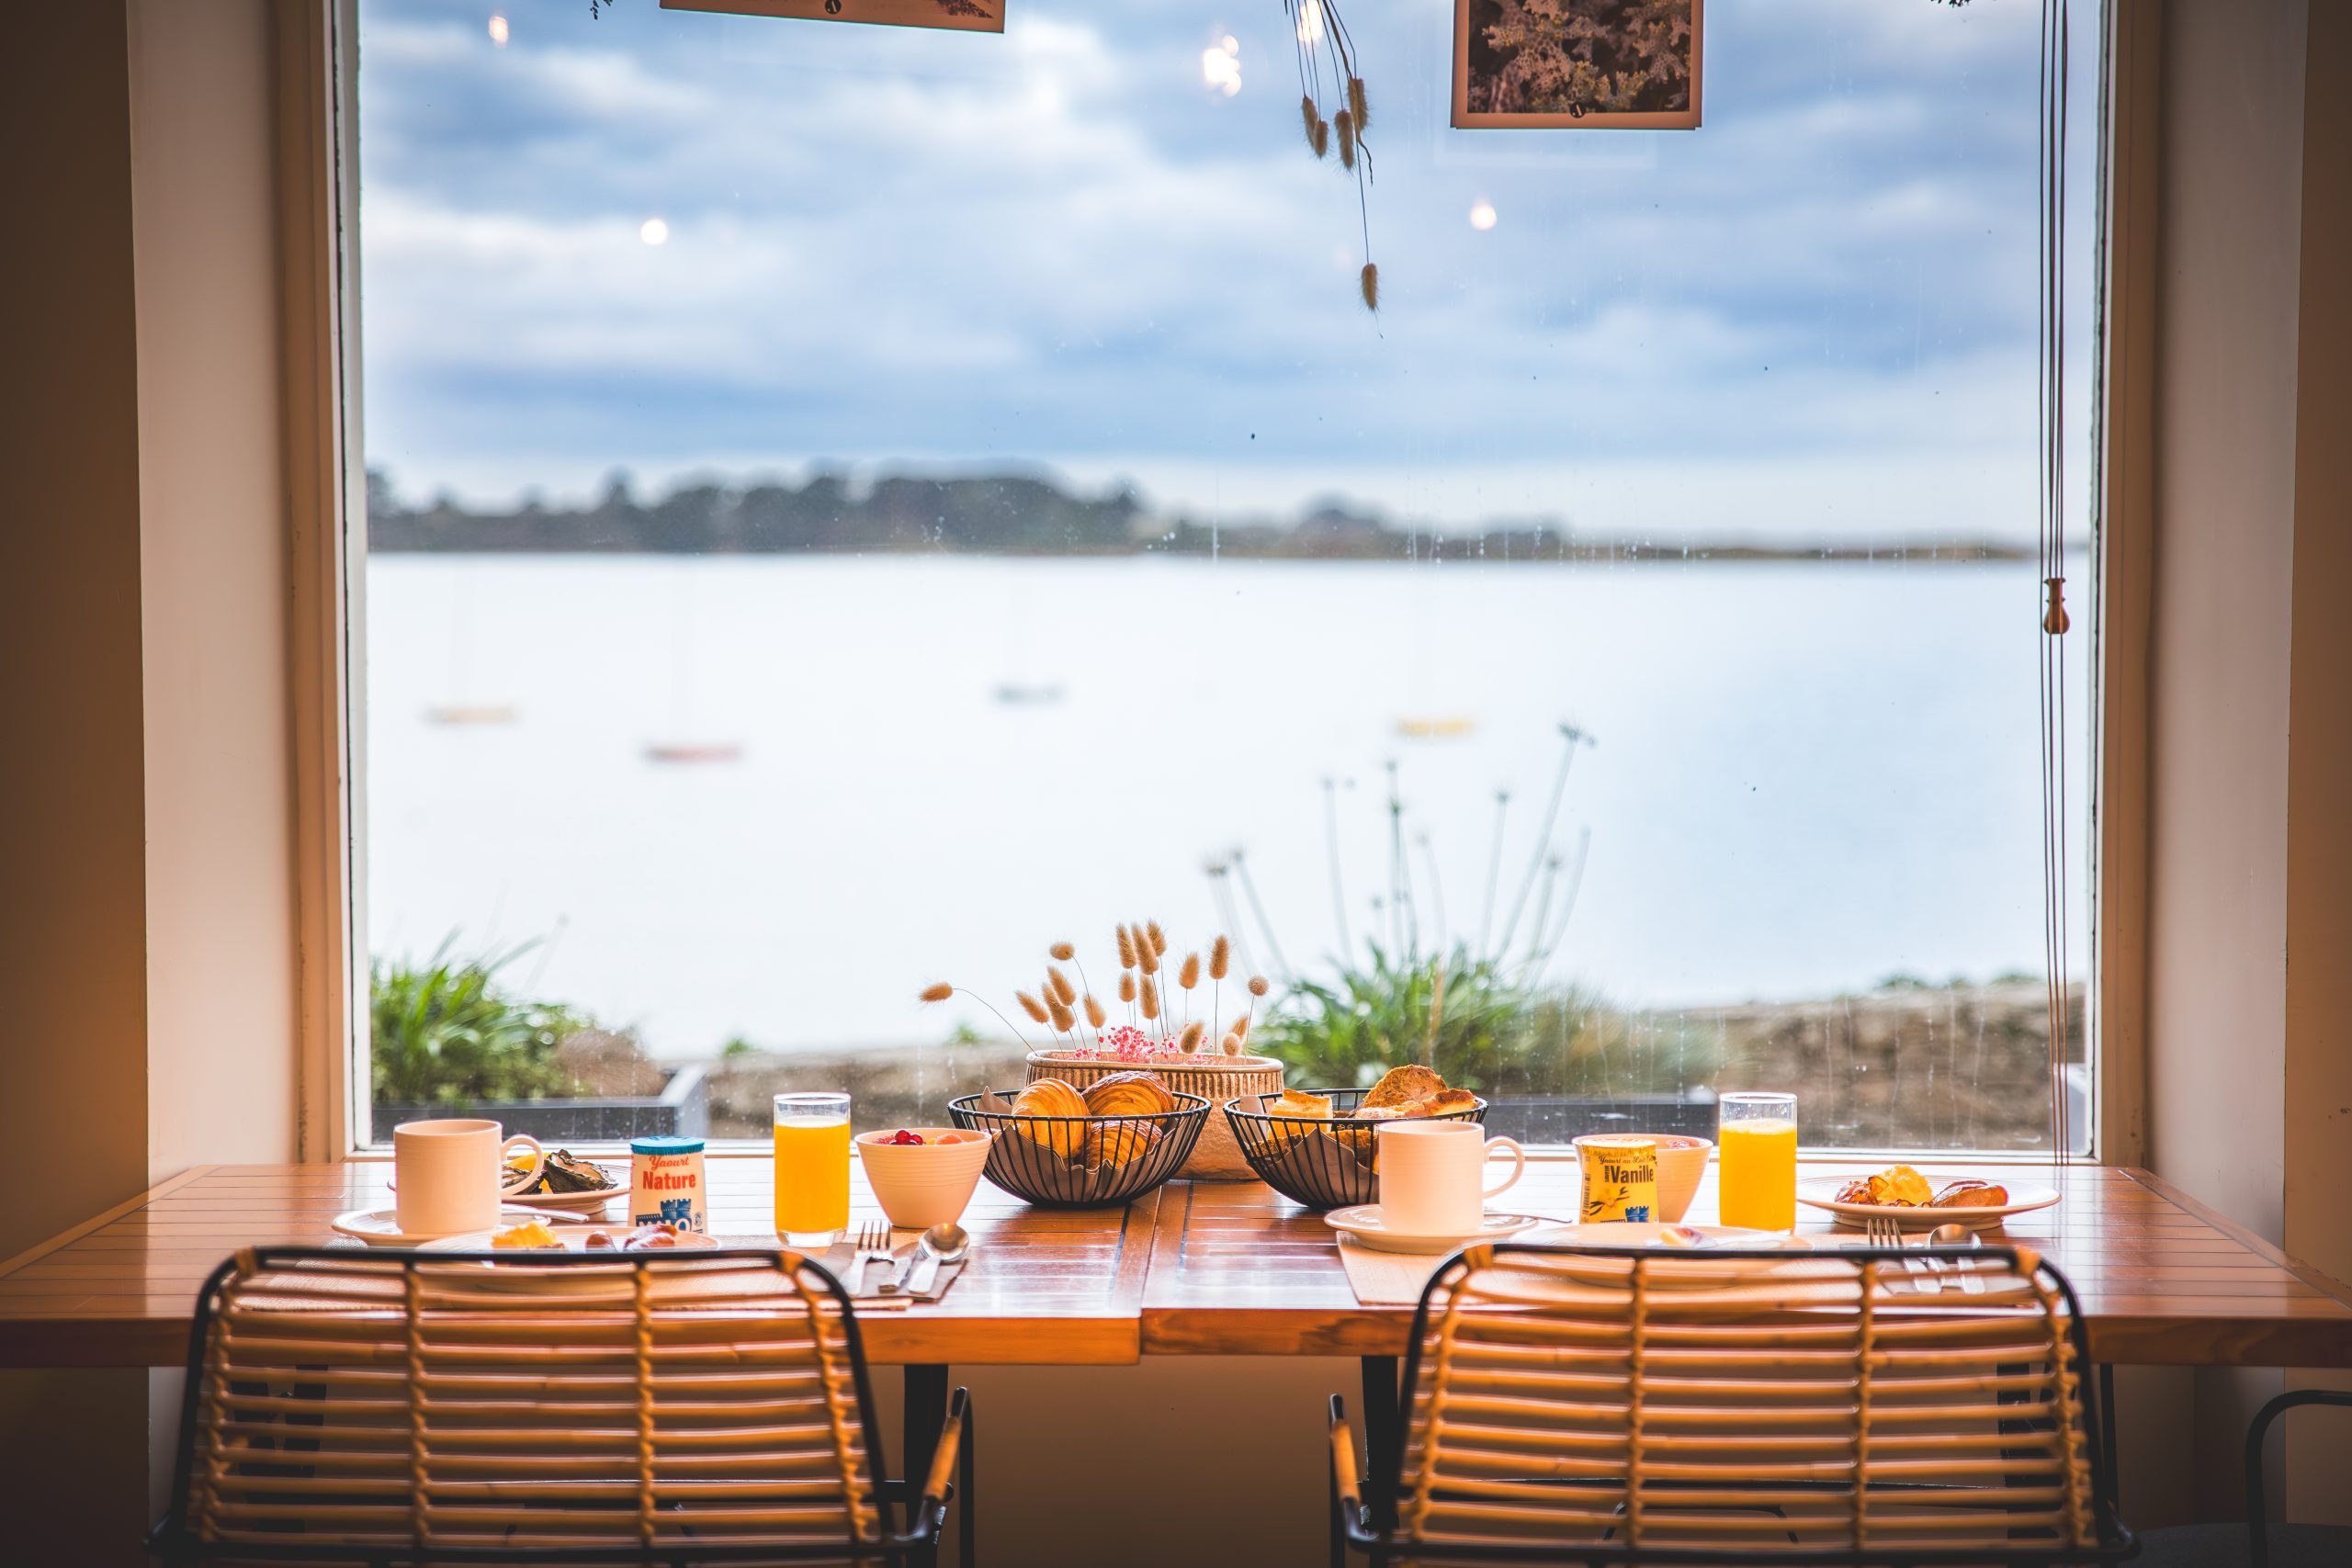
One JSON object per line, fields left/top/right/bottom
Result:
{"left": 947, "top": 1089, "right": 1211, "bottom": 1208}
{"left": 1225, "top": 1087, "right": 1489, "bottom": 1211}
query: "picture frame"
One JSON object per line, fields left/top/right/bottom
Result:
{"left": 1453, "top": 0, "right": 1702, "bottom": 130}
{"left": 660, "top": 0, "right": 1004, "bottom": 35}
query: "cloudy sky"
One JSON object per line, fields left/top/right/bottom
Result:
{"left": 356, "top": 0, "right": 2099, "bottom": 542}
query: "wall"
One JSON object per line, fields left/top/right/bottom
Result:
{"left": 2144, "top": 0, "right": 2352, "bottom": 1527}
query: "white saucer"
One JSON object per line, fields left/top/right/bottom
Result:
{"left": 331, "top": 1205, "right": 558, "bottom": 1247}
{"left": 1325, "top": 1206, "right": 1543, "bottom": 1254}
{"left": 388, "top": 1170, "right": 630, "bottom": 1216}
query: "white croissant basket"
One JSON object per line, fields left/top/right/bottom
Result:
{"left": 1025, "top": 1051, "right": 1284, "bottom": 1180}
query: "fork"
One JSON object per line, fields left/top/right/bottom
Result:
{"left": 1865, "top": 1213, "right": 1936, "bottom": 1292}
{"left": 848, "top": 1219, "right": 894, "bottom": 1294}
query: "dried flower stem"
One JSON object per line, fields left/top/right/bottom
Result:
{"left": 920, "top": 984, "right": 1035, "bottom": 1052}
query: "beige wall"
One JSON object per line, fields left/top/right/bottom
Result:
{"left": 130, "top": 0, "right": 300, "bottom": 1181}
{"left": 2143, "top": 0, "right": 2352, "bottom": 1527}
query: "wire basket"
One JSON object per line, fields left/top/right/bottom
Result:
{"left": 947, "top": 1089, "right": 1211, "bottom": 1208}
{"left": 1225, "top": 1087, "right": 1489, "bottom": 1210}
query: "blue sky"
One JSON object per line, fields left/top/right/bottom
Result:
{"left": 356, "top": 0, "right": 2099, "bottom": 542}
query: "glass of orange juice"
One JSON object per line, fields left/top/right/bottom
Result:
{"left": 773, "top": 1092, "right": 852, "bottom": 1244}
{"left": 1716, "top": 1091, "right": 1798, "bottom": 1231}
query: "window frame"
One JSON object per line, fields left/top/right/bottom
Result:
{"left": 297, "top": 0, "right": 2154, "bottom": 1164}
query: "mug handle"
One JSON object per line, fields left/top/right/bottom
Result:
{"left": 1482, "top": 1136, "right": 1526, "bottom": 1201}
{"left": 497, "top": 1134, "right": 546, "bottom": 1195}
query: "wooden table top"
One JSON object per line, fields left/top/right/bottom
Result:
{"left": 0, "top": 1159, "right": 1157, "bottom": 1369}
{"left": 4, "top": 1158, "right": 2346, "bottom": 1371}
{"left": 1143, "top": 1160, "right": 2352, "bottom": 1368}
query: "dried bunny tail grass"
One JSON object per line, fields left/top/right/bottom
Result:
{"left": 1148, "top": 920, "right": 1169, "bottom": 956}
{"left": 1230, "top": 1012, "right": 1252, "bottom": 1044}
{"left": 1311, "top": 116, "right": 1330, "bottom": 159}
{"left": 1016, "top": 990, "right": 1052, "bottom": 1025}
{"left": 1178, "top": 953, "right": 1202, "bottom": 990}
{"left": 1046, "top": 966, "right": 1078, "bottom": 1007}
{"left": 1335, "top": 108, "right": 1357, "bottom": 171}
{"left": 1348, "top": 74, "right": 1369, "bottom": 132}
{"left": 1248, "top": 976, "right": 1272, "bottom": 998}
{"left": 1118, "top": 972, "right": 1137, "bottom": 1003}
{"left": 1141, "top": 976, "right": 1160, "bottom": 1021}
{"left": 1084, "top": 994, "right": 1107, "bottom": 1029}
{"left": 1221, "top": 1033, "right": 1243, "bottom": 1056}
{"left": 1114, "top": 924, "right": 1137, "bottom": 967}
{"left": 1300, "top": 94, "right": 1319, "bottom": 152}
{"left": 1209, "top": 935, "right": 1230, "bottom": 981}
{"left": 924, "top": 985, "right": 1036, "bottom": 1050}
{"left": 1360, "top": 262, "right": 1379, "bottom": 313}
{"left": 1049, "top": 941, "right": 1076, "bottom": 962}
{"left": 919, "top": 982, "right": 954, "bottom": 1003}
{"left": 1136, "top": 939, "right": 1159, "bottom": 976}
{"left": 1178, "top": 1021, "right": 1205, "bottom": 1054}
{"left": 1048, "top": 997, "right": 1077, "bottom": 1033}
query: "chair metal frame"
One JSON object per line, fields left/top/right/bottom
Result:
{"left": 148, "top": 1246, "right": 974, "bottom": 1566}
{"left": 1329, "top": 1241, "right": 2139, "bottom": 1567}
{"left": 2242, "top": 1388, "right": 2352, "bottom": 1568}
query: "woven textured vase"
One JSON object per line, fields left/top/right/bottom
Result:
{"left": 1024, "top": 1050, "right": 1283, "bottom": 1180}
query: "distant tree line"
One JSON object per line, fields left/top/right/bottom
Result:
{"left": 365, "top": 468, "right": 2030, "bottom": 564}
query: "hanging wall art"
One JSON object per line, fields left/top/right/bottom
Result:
{"left": 1453, "top": 0, "right": 1702, "bottom": 129}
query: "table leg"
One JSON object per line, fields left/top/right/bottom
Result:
{"left": 2097, "top": 1362, "right": 2120, "bottom": 1512}
{"left": 1360, "top": 1355, "right": 1400, "bottom": 1534}
{"left": 902, "top": 1363, "right": 949, "bottom": 1506}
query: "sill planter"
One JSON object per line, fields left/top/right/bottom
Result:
{"left": 373, "top": 1064, "right": 710, "bottom": 1145}
{"left": 1025, "top": 1049, "right": 1282, "bottom": 1179}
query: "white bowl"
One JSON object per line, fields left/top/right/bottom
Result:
{"left": 855, "top": 1128, "right": 994, "bottom": 1231}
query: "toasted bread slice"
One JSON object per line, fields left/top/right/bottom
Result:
{"left": 1361, "top": 1064, "right": 1445, "bottom": 1111}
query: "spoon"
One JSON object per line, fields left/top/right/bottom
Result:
{"left": 900, "top": 1222, "right": 971, "bottom": 1297}
{"left": 1929, "top": 1222, "right": 1984, "bottom": 1293}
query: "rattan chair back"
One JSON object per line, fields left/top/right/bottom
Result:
{"left": 1392, "top": 1242, "right": 2123, "bottom": 1563}
{"left": 157, "top": 1246, "right": 888, "bottom": 1562}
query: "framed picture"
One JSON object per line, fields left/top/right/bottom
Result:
{"left": 661, "top": 0, "right": 1003, "bottom": 34}
{"left": 1453, "top": 0, "right": 1702, "bottom": 129}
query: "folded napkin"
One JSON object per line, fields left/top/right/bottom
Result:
{"left": 813, "top": 1243, "right": 967, "bottom": 1308}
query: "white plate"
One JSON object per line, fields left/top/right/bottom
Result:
{"left": 1795, "top": 1176, "right": 2062, "bottom": 1233}
{"left": 417, "top": 1224, "right": 718, "bottom": 1254}
{"left": 389, "top": 1168, "right": 630, "bottom": 1215}
{"left": 1325, "top": 1206, "right": 1543, "bottom": 1255}
{"left": 330, "top": 1206, "right": 558, "bottom": 1247}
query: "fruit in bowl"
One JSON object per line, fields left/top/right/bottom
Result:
{"left": 854, "top": 1127, "right": 994, "bottom": 1231}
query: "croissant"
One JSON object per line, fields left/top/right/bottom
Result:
{"left": 1361, "top": 1064, "right": 1446, "bottom": 1111}
{"left": 1082, "top": 1071, "right": 1177, "bottom": 1117}
{"left": 1012, "top": 1077, "right": 1089, "bottom": 1158}
{"left": 1083, "top": 1119, "right": 1162, "bottom": 1169}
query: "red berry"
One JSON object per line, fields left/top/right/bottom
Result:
{"left": 885, "top": 1129, "right": 925, "bottom": 1145}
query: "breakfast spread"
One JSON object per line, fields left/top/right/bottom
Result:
{"left": 1832, "top": 1165, "right": 2011, "bottom": 1210}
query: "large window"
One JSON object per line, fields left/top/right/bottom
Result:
{"left": 355, "top": 0, "right": 2100, "bottom": 1151}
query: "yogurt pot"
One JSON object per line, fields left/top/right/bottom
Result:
{"left": 629, "top": 1135, "right": 708, "bottom": 1232}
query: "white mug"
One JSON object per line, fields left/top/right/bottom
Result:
{"left": 394, "top": 1118, "right": 545, "bottom": 1235}
{"left": 1375, "top": 1120, "right": 1525, "bottom": 1235}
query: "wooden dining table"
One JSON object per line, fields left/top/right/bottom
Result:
{"left": 5, "top": 1155, "right": 2347, "bottom": 1489}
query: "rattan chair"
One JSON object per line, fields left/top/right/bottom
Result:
{"left": 148, "top": 1246, "right": 972, "bottom": 1566}
{"left": 1329, "top": 1241, "right": 2135, "bottom": 1565}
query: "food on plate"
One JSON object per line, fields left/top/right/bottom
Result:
{"left": 1082, "top": 1119, "right": 1163, "bottom": 1169}
{"left": 491, "top": 1219, "right": 561, "bottom": 1249}
{"left": 508, "top": 1147, "right": 616, "bottom": 1196}
{"left": 1081, "top": 1070, "right": 1178, "bottom": 1118}
{"left": 1928, "top": 1179, "right": 2009, "bottom": 1209}
{"left": 1361, "top": 1064, "right": 1446, "bottom": 1111}
{"left": 1011, "top": 1077, "right": 1091, "bottom": 1157}
{"left": 1832, "top": 1167, "right": 2011, "bottom": 1209}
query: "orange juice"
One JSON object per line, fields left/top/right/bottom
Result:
{"left": 1717, "top": 1118, "right": 1797, "bottom": 1230}
{"left": 774, "top": 1119, "right": 851, "bottom": 1235}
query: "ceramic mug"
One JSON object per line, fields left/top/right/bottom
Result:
{"left": 394, "top": 1118, "right": 545, "bottom": 1235}
{"left": 1374, "top": 1120, "right": 1525, "bottom": 1235}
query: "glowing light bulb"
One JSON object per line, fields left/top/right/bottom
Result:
{"left": 488, "top": 14, "right": 509, "bottom": 45}
{"left": 1469, "top": 201, "right": 1498, "bottom": 231}
{"left": 639, "top": 218, "right": 670, "bottom": 246}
